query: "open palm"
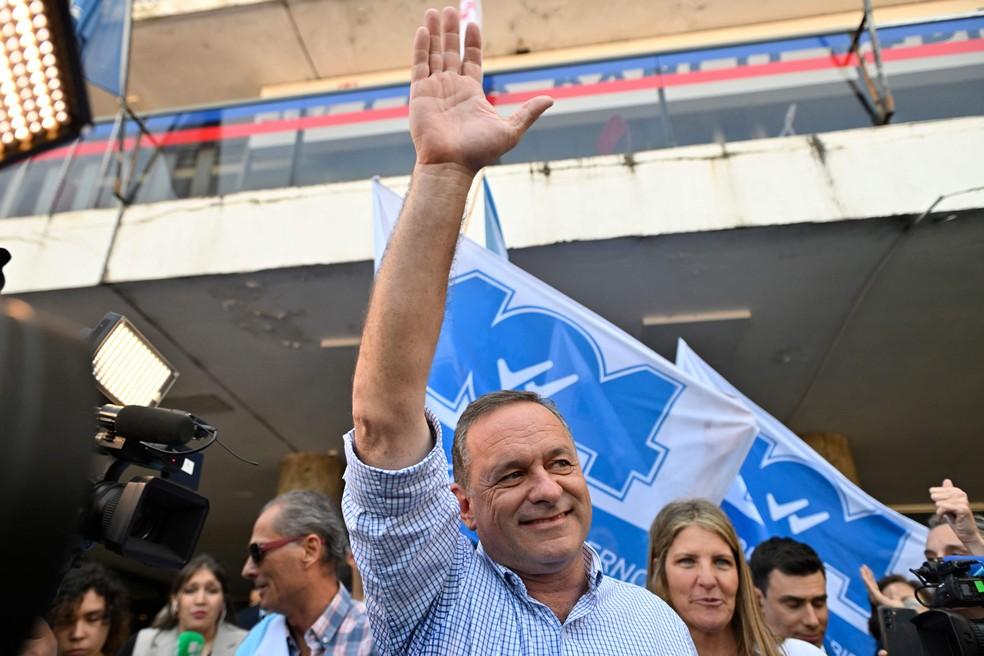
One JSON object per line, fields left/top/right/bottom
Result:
{"left": 409, "top": 9, "right": 551, "bottom": 173}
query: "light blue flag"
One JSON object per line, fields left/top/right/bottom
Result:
{"left": 483, "top": 177, "right": 508, "bottom": 260}
{"left": 372, "top": 179, "right": 759, "bottom": 585}
{"left": 71, "top": 0, "right": 128, "bottom": 96}
{"left": 675, "top": 339, "right": 928, "bottom": 656}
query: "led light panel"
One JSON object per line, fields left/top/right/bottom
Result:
{"left": 0, "top": 0, "right": 89, "bottom": 166}
{"left": 91, "top": 313, "right": 178, "bottom": 407}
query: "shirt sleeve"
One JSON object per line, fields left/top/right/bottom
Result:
{"left": 341, "top": 412, "right": 471, "bottom": 654}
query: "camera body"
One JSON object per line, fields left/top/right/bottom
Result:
{"left": 878, "top": 557, "right": 984, "bottom": 656}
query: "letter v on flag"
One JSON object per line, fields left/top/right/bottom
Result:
{"left": 372, "top": 178, "right": 759, "bottom": 584}
{"left": 675, "top": 339, "right": 928, "bottom": 656}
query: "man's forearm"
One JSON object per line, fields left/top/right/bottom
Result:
{"left": 352, "top": 163, "right": 475, "bottom": 469}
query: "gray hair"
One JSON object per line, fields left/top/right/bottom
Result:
{"left": 927, "top": 512, "right": 984, "bottom": 534}
{"left": 263, "top": 490, "right": 347, "bottom": 565}
{"left": 452, "top": 389, "right": 572, "bottom": 489}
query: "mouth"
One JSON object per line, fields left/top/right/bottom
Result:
{"left": 520, "top": 511, "right": 570, "bottom": 526}
{"left": 693, "top": 598, "right": 724, "bottom": 607}
{"left": 191, "top": 611, "right": 208, "bottom": 620}
{"left": 796, "top": 633, "right": 822, "bottom": 645}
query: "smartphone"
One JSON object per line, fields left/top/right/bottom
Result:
{"left": 878, "top": 606, "right": 922, "bottom": 656}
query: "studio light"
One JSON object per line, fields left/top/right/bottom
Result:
{"left": 0, "top": 0, "right": 90, "bottom": 167}
{"left": 90, "top": 312, "right": 178, "bottom": 407}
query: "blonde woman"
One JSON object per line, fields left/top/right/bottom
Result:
{"left": 648, "top": 499, "right": 821, "bottom": 656}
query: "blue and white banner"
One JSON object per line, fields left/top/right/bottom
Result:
{"left": 373, "top": 179, "right": 759, "bottom": 586}
{"left": 675, "top": 339, "right": 928, "bottom": 656}
{"left": 71, "top": 0, "right": 128, "bottom": 96}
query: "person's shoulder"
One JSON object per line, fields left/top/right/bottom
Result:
{"left": 245, "top": 612, "right": 282, "bottom": 635}
{"left": 780, "top": 638, "right": 825, "bottom": 655}
{"left": 221, "top": 621, "right": 248, "bottom": 638}
{"left": 600, "top": 577, "right": 682, "bottom": 619}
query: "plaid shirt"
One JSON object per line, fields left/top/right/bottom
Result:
{"left": 285, "top": 585, "right": 373, "bottom": 656}
{"left": 342, "top": 414, "right": 697, "bottom": 655}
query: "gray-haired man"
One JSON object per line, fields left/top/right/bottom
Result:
{"left": 238, "top": 490, "right": 374, "bottom": 656}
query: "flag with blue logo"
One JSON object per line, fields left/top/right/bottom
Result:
{"left": 675, "top": 339, "right": 928, "bottom": 656}
{"left": 372, "top": 178, "right": 759, "bottom": 586}
{"left": 71, "top": 0, "right": 128, "bottom": 96}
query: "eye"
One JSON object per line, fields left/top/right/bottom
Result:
{"left": 498, "top": 471, "right": 523, "bottom": 485}
{"left": 550, "top": 459, "right": 575, "bottom": 472}
{"left": 675, "top": 557, "right": 695, "bottom": 566}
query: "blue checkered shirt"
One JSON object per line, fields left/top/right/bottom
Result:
{"left": 342, "top": 417, "right": 697, "bottom": 655}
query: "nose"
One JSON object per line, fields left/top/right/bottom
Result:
{"left": 242, "top": 556, "right": 257, "bottom": 579}
{"left": 695, "top": 562, "right": 717, "bottom": 589}
{"left": 70, "top": 619, "right": 87, "bottom": 640}
{"left": 802, "top": 604, "right": 820, "bottom": 629}
{"left": 526, "top": 466, "right": 563, "bottom": 504}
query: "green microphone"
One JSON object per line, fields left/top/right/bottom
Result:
{"left": 176, "top": 631, "right": 205, "bottom": 656}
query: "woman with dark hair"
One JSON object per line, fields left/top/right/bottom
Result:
{"left": 49, "top": 560, "right": 131, "bottom": 656}
{"left": 648, "top": 499, "right": 821, "bottom": 655}
{"left": 118, "top": 555, "right": 245, "bottom": 656}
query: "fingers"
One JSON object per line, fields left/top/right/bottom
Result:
{"left": 426, "top": 9, "right": 442, "bottom": 79}
{"left": 860, "top": 565, "right": 880, "bottom": 598}
{"left": 507, "top": 95, "right": 554, "bottom": 137}
{"left": 462, "top": 21, "right": 483, "bottom": 82}
{"left": 411, "top": 26, "right": 430, "bottom": 84}
{"left": 441, "top": 6, "right": 460, "bottom": 73}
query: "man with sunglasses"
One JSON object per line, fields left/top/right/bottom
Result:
{"left": 237, "top": 490, "right": 374, "bottom": 655}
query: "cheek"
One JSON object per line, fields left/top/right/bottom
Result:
{"left": 665, "top": 568, "right": 692, "bottom": 605}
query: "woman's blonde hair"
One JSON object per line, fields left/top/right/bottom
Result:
{"left": 647, "top": 499, "right": 781, "bottom": 656}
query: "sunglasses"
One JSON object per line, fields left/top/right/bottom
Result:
{"left": 248, "top": 535, "right": 305, "bottom": 564}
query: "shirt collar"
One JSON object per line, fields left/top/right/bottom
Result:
{"left": 476, "top": 542, "right": 603, "bottom": 597}
{"left": 288, "top": 584, "right": 353, "bottom": 653}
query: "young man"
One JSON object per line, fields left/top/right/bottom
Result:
{"left": 750, "top": 537, "right": 828, "bottom": 649}
{"left": 48, "top": 561, "right": 130, "bottom": 656}
{"left": 342, "top": 6, "right": 695, "bottom": 654}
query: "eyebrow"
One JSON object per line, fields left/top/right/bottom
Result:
{"left": 778, "top": 594, "right": 827, "bottom": 602}
{"left": 488, "top": 446, "right": 575, "bottom": 480}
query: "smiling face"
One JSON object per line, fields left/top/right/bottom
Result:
{"left": 174, "top": 567, "right": 225, "bottom": 636}
{"left": 241, "top": 505, "right": 308, "bottom": 617}
{"left": 52, "top": 589, "right": 110, "bottom": 656}
{"left": 451, "top": 401, "right": 592, "bottom": 578}
{"left": 663, "top": 525, "right": 739, "bottom": 638}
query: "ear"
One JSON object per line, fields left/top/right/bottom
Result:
{"left": 754, "top": 585, "right": 765, "bottom": 609}
{"left": 300, "top": 534, "right": 322, "bottom": 568}
{"left": 450, "top": 483, "right": 477, "bottom": 531}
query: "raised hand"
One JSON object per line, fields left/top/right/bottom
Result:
{"left": 409, "top": 7, "right": 552, "bottom": 174}
{"left": 930, "top": 478, "right": 984, "bottom": 555}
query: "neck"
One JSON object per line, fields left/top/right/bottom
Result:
{"left": 200, "top": 621, "right": 218, "bottom": 643}
{"left": 690, "top": 626, "right": 738, "bottom": 656}
{"left": 285, "top": 577, "right": 340, "bottom": 643}
{"left": 518, "top": 556, "right": 588, "bottom": 623}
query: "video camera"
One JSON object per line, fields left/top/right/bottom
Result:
{"left": 1, "top": 284, "right": 216, "bottom": 655}
{"left": 879, "top": 556, "right": 984, "bottom": 656}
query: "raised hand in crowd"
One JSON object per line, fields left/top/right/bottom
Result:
{"left": 929, "top": 478, "right": 984, "bottom": 556}
{"left": 859, "top": 565, "right": 922, "bottom": 611}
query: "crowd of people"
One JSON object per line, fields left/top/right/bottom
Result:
{"left": 18, "top": 6, "right": 984, "bottom": 656}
